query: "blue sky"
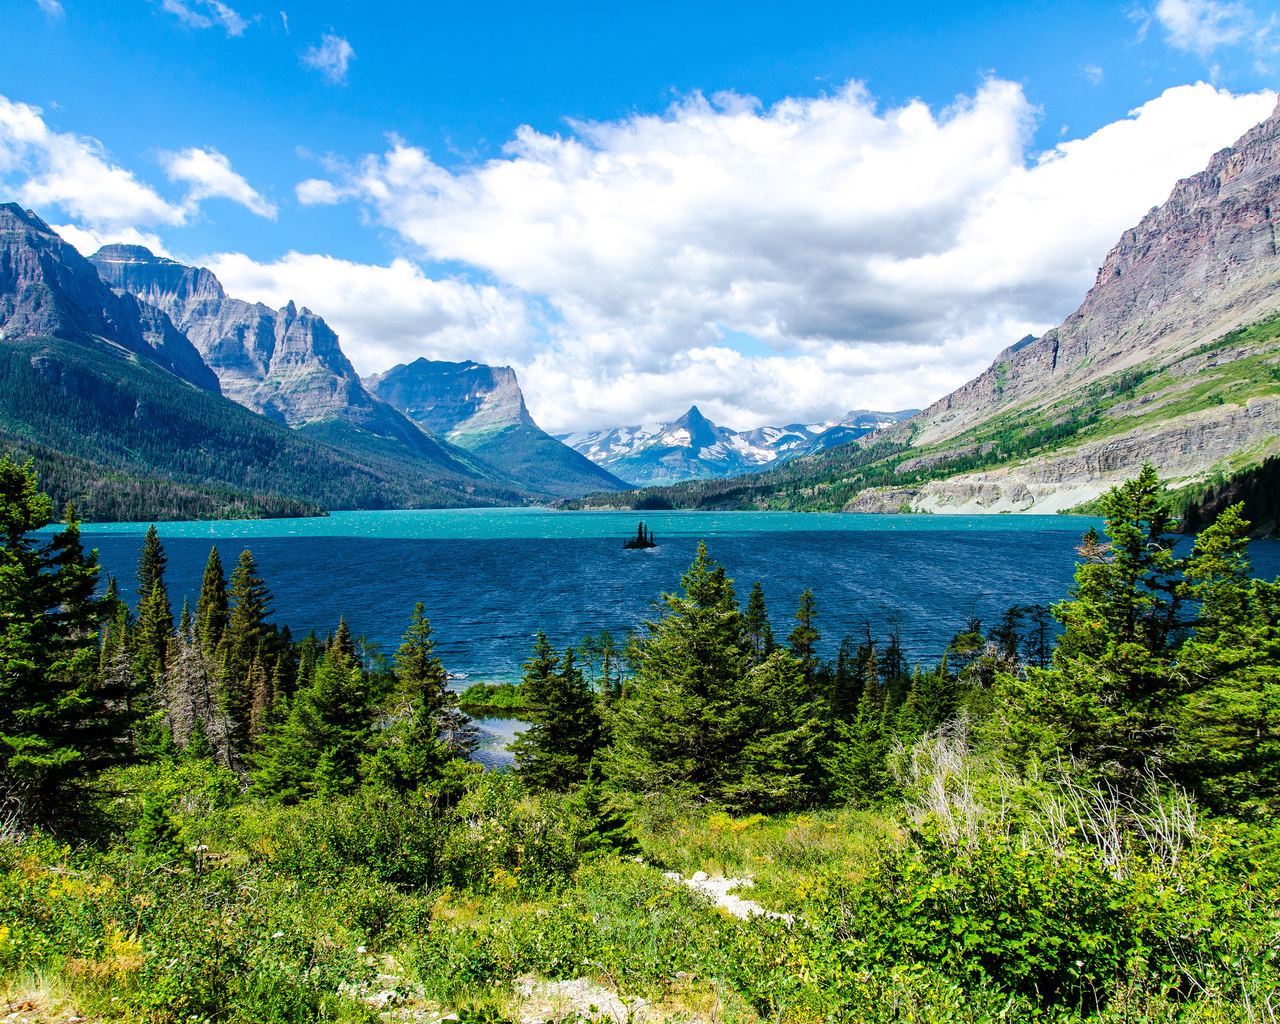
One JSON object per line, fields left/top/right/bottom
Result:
{"left": 4, "top": 0, "right": 1280, "bottom": 429}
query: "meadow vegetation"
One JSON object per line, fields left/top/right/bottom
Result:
{"left": 1, "top": 454, "right": 1279, "bottom": 1022}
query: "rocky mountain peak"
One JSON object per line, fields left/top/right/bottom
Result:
{"left": 363, "top": 357, "right": 536, "bottom": 437}
{"left": 0, "top": 204, "right": 219, "bottom": 393}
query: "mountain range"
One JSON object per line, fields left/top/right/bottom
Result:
{"left": 0, "top": 204, "right": 625, "bottom": 517}
{"left": 565, "top": 97, "right": 1280, "bottom": 515}
{"left": 557, "top": 406, "right": 915, "bottom": 486}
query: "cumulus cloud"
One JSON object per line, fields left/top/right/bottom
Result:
{"left": 161, "top": 147, "right": 277, "bottom": 219}
{"left": 301, "top": 33, "right": 354, "bottom": 84}
{"left": 290, "top": 80, "right": 1275, "bottom": 430}
{"left": 0, "top": 95, "right": 278, "bottom": 232}
{"left": 202, "top": 251, "right": 534, "bottom": 375}
{"left": 159, "top": 0, "right": 249, "bottom": 36}
{"left": 52, "top": 223, "right": 172, "bottom": 258}
{"left": 35, "top": 0, "right": 65, "bottom": 19}
{"left": 0, "top": 95, "right": 186, "bottom": 228}
{"left": 1153, "top": 0, "right": 1255, "bottom": 54}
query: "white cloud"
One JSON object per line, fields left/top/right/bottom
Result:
{"left": 0, "top": 95, "right": 277, "bottom": 232}
{"left": 301, "top": 33, "right": 354, "bottom": 84}
{"left": 35, "top": 0, "right": 65, "bottom": 19}
{"left": 0, "top": 95, "right": 186, "bottom": 228}
{"left": 1080, "top": 63, "right": 1104, "bottom": 85}
{"left": 290, "top": 80, "right": 1276, "bottom": 431}
{"left": 52, "top": 223, "right": 171, "bottom": 258}
{"left": 1154, "top": 0, "right": 1254, "bottom": 54}
{"left": 161, "top": 147, "right": 278, "bottom": 219}
{"left": 159, "top": 0, "right": 248, "bottom": 36}
{"left": 201, "top": 251, "right": 534, "bottom": 376}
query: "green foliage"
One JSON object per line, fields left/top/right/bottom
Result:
{"left": 512, "top": 635, "right": 604, "bottom": 792}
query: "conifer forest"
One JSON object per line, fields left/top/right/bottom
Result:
{"left": 3, "top": 452, "right": 1280, "bottom": 1022}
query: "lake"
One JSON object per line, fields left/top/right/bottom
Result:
{"left": 71, "top": 508, "right": 1280, "bottom": 767}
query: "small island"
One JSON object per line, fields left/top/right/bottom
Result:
{"left": 623, "top": 522, "right": 657, "bottom": 548}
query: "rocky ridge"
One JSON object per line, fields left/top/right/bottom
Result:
{"left": 847, "top": 97, "right": 1280, "bottom": 512}
{"left": 0, "top": 205, "right": 220, "bottom": 393}
{"left": 365, "top": 358, "right": 626, "bottom": 498}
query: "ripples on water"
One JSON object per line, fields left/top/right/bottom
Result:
{"left": 73, "top": 509, "right": 1280, "bottom": 768}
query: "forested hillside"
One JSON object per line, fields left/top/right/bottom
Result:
{"left": 0, "top": 335, "right": 526, "bottom": 518}
{"left": 4, "top": 458, "right": 1280, "bottom": 1021}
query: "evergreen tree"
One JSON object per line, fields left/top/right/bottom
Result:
{"left": 830, "top": 635, "right": 863, "bottom": 722}
{"left": 133, "top": 796, "right": 183, "bottom": 861}
{"left": 247, "top": 656, "right": 272, "bottom": 743}
{"left": 896, "top": 661, "right": 957, "bottom": 739}
{"left": 195, "top": 546, "right": 228, "bottom": 652}
{"left": 221, "top": 550, "right": 272, "bottom": 747}
{"left": 178, "top": 596, "right": 191, "bottom": 634}
{"left": 393, "top": 603, "right": 448, "bottom": 716}
{"left": 184, "top": 718, "right": 213, "bottom": 761}
{"left": 135, "top": 524, "right": 167, "bottom": 607}
{"left": 513, "top": 637, "right": 603, "bottom": 791}
{"left": 253, "top": 649, "right": 369, "bottom": 802}
{"left": 987, "top": 465, "right": 1194, "bottom": 782}
{"left": 0, "top": 458, "right": 135, "bottom": 829}
{"left": 823, "top": 645, "right": 889, "bottom": 805}
{"left": 566, "top": 764, "right": 640, "bottom": 856}
{"left": 744, "top": 582, "right": 775, "bottom": 665}
{"left": 787, "top": 589, "right": 821, "bottom": 681}
{"left": 607, "top": 543, "right": 749, "bottom": 795}
{"left": 136, "top": 578, "right": 173, "bottom": 677}
{"left": 330, "top": 615, "right": 357, "bottom": 664}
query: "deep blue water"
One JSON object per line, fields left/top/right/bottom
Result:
{"left": 72, "top": 508, "right": 1280, "bottom": 685}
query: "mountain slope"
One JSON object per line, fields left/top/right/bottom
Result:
{"left": 0, "top": 205, "right": 220, "bottom": 393}
{"left": 86, "top": 245, "right": 499, "bottom": 483}
{"left": 364, "top": 358, "right": 626, "bottom": 498}
{"left": 558, "top": 406, "right": 914, "bottom": 486}
{"left": 0, "top": 210, "right": 530, "bottom": 515}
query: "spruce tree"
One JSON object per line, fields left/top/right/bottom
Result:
{"left": 221, "top": 550, "right": 272, "bottom": 747}
{"left": 744, "top": 582, "right": 775, "bottom": 665}
{"left": 134, "top": 796, "right": 183, "bottom": 861}
{"left": 513, "top": 639, "right": 603, "bottom": 792}
{"left": 787, "top": 589, "right": 820, "bottom": 680}
{"left": 607, "top": 543, "right": 749, "bottom": 795}
{"left": 394, "top": 603, "right": 447, "bottom": 715}
{"left": 566, "top": 764, "right": 640, "bottom": 856}
{"left": 0, "top": 459, "right": 136, "bottom": 829}
{"left": 135, "top": 524, "right": 167, "bottom": 607}
{"left": 195, "top": 546, "right": 228, "bottom": 652}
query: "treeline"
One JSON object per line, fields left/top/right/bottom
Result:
{"left": 1181, "top": 454, "right": 1280, "bottom": 536}
{"left": 8, "top": 455, "right": 1278, "bottom": 834}
{"left": 0, "top": 430, "right": 325, "bottom": 521}
{"left": 0, "top": 336, "right": 526, "bottom": 518}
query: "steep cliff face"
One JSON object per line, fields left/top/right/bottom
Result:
{"left": 850, "top": 97, "right": 1280, "bottom": 510}
{"left": 0, "top": 205, "right": 220, "bottom": 393}
{"left": 365, "top": 358, "right": 625, "bottom": 497}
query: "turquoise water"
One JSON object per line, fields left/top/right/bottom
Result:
{"left": 70, "top": 508, "right": 1280, "bottom": 768}
{"left": 75, "top": 507, "right": 1103, "bottom": 541}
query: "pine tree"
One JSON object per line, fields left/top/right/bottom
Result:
{"left": 221, "top": 550, "right": 272, "bottom": 747}
{"left": 185, "top": 718, "right": 213, "bottom": 761}
{"left": 135, "top": 524, "right": 167, "bottom": 607}
{"left": 133, "top": 796, "right": 183, "bottom": 861}
{"left": 0, "top": 459, "right": 136, "bottom": 830}
{"left": 607, "top": 543, "right": 749, "bottom": 795}
{"left": 787, "top": 589, "right": 820, "bottom": 680}
{"left": 247, "top": 656, "right": 272, "bottom": 743}
{"left": 330, "top": 615, "right": 357, "bottom": 664}
{"left": 744, "top": 582, "right": 775, "bottom": 665}
{"left": 513, "top": 640, "right": 604, "bottom": 792}
{"left": 195, "top": 546, "right": 228, "bottom": 652}
{"left": 394, "top": 603, "right": 447, "bottom": 714}
{"left": 830, "top": 635, "right": 863, "bottom": 721}
{"left": 178, "top": 596, "right": 191, "bottom": 634}
{"left": 136, "top": 578, "right": 173, "bottom": 677}
{"left": 566, "top": 764, "right": 640, "bottom": 856}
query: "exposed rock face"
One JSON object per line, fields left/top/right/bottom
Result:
{"left": 0, "top": 205, "right": 220, "bottom": 393}
{"left": 560, "top": 406, "right": 916, "bottom": 487}
{"left": 365, "top": 358, "right": 626, "bottom": 497}
{"left": 86, "top": 244, "right": 480, "bottom": 475}
{"left": 855, "top": 96, "right": 1280, "bottom": 511}
{"left": 363, "top": 359, "right": 536, "bottom": 436}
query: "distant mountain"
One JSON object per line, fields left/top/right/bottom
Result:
{"left": 364, "top": 358, "right": 626, "bottom": 498}
{"left": 0, "top": 206, "right": 531, "bottom": 517}
{"left": 557, "top": 406, "right": 915, "bottom": 486}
